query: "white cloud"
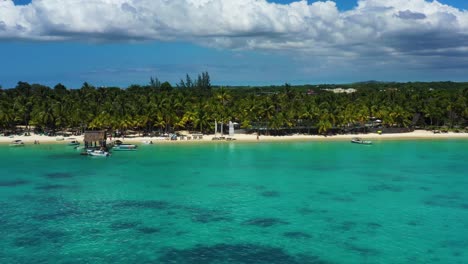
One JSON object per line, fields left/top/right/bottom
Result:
{"left": 0, "top": 0, "right": 467, "bottom": 63}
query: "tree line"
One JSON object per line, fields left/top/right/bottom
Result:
{"left": 0, "top": 74, "right": 467, "bottom": 135}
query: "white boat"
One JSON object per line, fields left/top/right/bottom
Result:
{"left": 113, "top": 144, "right": 138, "bottom": 151}
{"left": 9, "top": 140, "right": 25, "bottom": 147}
{"left": 351, "top": 137, "right": 372, "bottom": 145}
{"left": 142, "top": 141, "right": 153, "bottom": 145}
{"left": 87, "top": 150, "right": 110, "bottom": 157}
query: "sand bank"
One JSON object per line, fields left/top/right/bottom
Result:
{"left": 1, "top": 130, "right": 467, "bottom": 145}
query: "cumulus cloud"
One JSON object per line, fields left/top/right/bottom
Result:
{"left": 0, "top": 0, "right": 467, "bottom": 62}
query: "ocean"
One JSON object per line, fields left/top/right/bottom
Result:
{"left": 1, "top": 140, "right": 467, "bottom": 263}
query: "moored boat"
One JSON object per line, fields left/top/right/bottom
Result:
{"left": 351, "top": 137, "right": 372, "bottom": 145}
{"left": 113, "top": 144, "right": 138, "bottom": 151}
{"left": 87, "top": 149, "right": 110, "bottom": 157}
{"left": 113, "top": 140, "right": 138, "bottom": 151}
{"left": 68, "top": 140, "right": 80, "bottom": 146}
{"left": 9, "top": 140, "right": 25, "bottom": 147}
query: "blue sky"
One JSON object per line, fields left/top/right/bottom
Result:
{"left": 1, "top": 0, "right": 468, "bottom": 88}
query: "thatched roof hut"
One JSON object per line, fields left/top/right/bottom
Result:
{"left": 84, "top": 131, "right": 107, "bottom": 143}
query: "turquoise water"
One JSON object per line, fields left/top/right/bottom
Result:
{"left": 1, "top": 140, "right": 467, "bottom": 263}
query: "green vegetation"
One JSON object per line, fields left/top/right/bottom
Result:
{"left": 0, "top": 75, "right": 467, "bottom": 136}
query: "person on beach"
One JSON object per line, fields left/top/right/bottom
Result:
{"left": 257, "top": 132, "right": 259, "bottom": 140}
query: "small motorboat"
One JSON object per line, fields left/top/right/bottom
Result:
{"left": 9, "top": 140, "right": 25, "bottom": 147}
{"left": 351, "top": 137, "right": 372, "bottom": 145}
{"left": 87, "top": 149, "right": 110, "bottom": 157}
{"left": 67, "top": 140, "right": 80, "bottom": 146}
{"left": 113, "top": 140, "right": 138, "bottom": 151}
{"left": 142, "top": 140, "right": 153, "bottom": 145}
{"left": 113, "top": 144, "right": 138, "bottom": 151}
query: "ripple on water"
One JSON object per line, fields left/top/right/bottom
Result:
{"left": 297, "top": 208, "right": 328, "bottom": 216}
{"left": 33, "top": 208, "right": 82, "bottom": 221}
{"left": 260, "top": 191, "right": 281, "bottom": 198}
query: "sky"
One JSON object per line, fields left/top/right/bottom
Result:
{"left": 1, "top": 0, "right": 468, "bottom": 88}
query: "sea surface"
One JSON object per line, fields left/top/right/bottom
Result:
{"left": 0, "top": 140, "right": 467, "bottom": 264}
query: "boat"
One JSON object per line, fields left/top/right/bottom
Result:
{"left": 67, "top": 140, "right": 80, "bottom": 146}
{"left": 113, "top": 140, "right": 138, "bottom": 151}
{"left": 351, "top": 137, "right": 372, "bottom": 145}
{"left": 113, "top": 144, "right": 138, "bottom": 151}
{"left": 9, "top": 140, "right": 25, "bottom": 147}
{"left": 142, "top": 140, "right": 153, "bottom": 145}
{"left": 87, "top": 149, "right": 110, "bottom": 157}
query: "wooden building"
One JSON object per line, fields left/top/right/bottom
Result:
{"left": 84, "top": 131, "right": 107, "bottom": 149}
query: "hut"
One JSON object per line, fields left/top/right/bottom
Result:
{"left": 84, "top": 131, "right": 107, "bottom": 149}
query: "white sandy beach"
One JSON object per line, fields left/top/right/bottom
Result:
{"left": 1, "top": 130, "right": 467, "bottom": 145}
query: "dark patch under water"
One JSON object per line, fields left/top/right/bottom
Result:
{"left": 43, "top": 172, "right": 75, "bottom": 179}
{"left": 260, "top": 191, "right": 281, "bottom": 198}
{"left": 423, "top": 193, "right": 468, "bottom": 209}
{"left": 33, "top": 208, "right": 82, "bottom": 221}
{"left": 331, "top": 196, "right": 355, "bottom": 203}
{"left": 344, "top": 242, "right": 380, "bottom": 256}
{"left": 283, "top": 232, "right": 312, "bottom": 239}
{"left": 366, "top": 222, "right": 382, "bottom": 229}
{"left": 337, "top": 221, "right": 357, "bottom": 232}
{"left": 368, "top": 184, "right": 403, "bottom": 193}
{"left": 109, "top": 221, "right": 141, "bottom": 231}
{"left": 190, "top": 210, "right": 231, "bottom": 223}
{"left": 243, "top": 218, "right": 289, "bottom": 227}
{"left": 112, "top": 200, "right": 171, "bottom": 210}
{"left": 35, "top": 184, "right": 70, "bottom": 190}
{"left": 158, "top": 243, "right": 329, "bottom": 264}
{"left": 137, "top": 227, "right": 161, "bottom": 234}
{"left": 0, "top": 179, "right": 29, "bottom": 187}
{"left": 14, "top": 229, "right": 69, "bottom": 248}
{"left": 440, "top": 240, "right": 468, "bottom": 249}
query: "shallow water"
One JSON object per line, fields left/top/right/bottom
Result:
{"left": 0, "top": 140, "right": 467, "bottom": 263}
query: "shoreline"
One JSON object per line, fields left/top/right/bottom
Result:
{"left": 1, "top": 130, "right": 468, "bottom": 145}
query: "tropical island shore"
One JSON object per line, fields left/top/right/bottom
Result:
{"left": 2, "top": 130, "right": 468, "bottom": 145}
